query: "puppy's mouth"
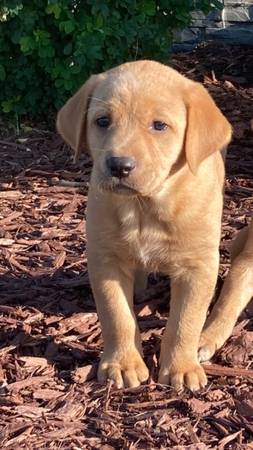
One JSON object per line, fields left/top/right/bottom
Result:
{"left": 99, "top": 178, "right": 139, "bottom": 196}
{"left": 113, "top": 182, "right": 138, "bottom": 194}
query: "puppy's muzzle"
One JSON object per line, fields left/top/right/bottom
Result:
{"left": 106, "top": 156, "right": 136, "bottom": 178}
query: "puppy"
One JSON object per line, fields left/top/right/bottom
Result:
{"left": 57, "top": 60, "right": 232, "bottom": 391}
{"left": 199, "top": 221, "right": 253, "bottom": 362}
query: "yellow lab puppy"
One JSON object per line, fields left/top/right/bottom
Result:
{"left": 199, "top": 221, "right": 253, "bottom": 361}
{"left": 57, "top": 60, "right": 232, "bottom": 391}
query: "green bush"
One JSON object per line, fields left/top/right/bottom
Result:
{"left": 0, "top": 0, "right": 222, "bottom": 116}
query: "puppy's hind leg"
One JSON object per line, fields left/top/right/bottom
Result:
{"left": 199, "top": 225, "right": 253, "bottom": 362}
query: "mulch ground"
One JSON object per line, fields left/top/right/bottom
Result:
{"left": 0, "top": 43, "right": 252, "bottom": 449}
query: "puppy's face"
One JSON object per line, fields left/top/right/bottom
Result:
{"left": 57, "top": 61, "right": 232, "bottom": 196}
{"left": 87, "top": 67, "right": 187, "bottom": 196}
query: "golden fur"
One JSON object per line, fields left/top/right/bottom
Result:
{"left": 57, "top": 60, "right": 237, "bottom": 391}
{"left": 199, "top": 221, "right": 253, "bottom": 362}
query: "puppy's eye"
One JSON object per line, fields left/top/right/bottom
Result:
{"left": 152, "top": 121, "right": 168, "bottom": 131}
{"left": 96, "top": 116, "right": 111, "bottom": 128}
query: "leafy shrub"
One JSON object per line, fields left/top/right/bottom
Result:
{"left": 0, "top": 0, "right": 222, "bottom": 116}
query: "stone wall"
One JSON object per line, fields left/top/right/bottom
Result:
{"left": 173, "top": 1, "right": 253, "bottom": 51}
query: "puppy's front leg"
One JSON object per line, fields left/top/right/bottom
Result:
{"left": 88, "top": 257, "right": 149, "bottom": 388}
{"left": 159, "top": 256, "right": 219, "bottom": 391}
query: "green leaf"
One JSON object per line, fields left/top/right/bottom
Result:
{"left": 46, "top": 4, "right": 61, "bottom": 19}
{"left": 33, "top": 29, "right": 50, "bottom": 42}
{"left": 55, "top": 78, "right": 64, "bottom": 88}
{"left": 141, "top": 0, "right": 156, "bottom": 16}
{"left": 61, "top": 20, "right": 75, "bottom": 34}
{"left": 95, "top": 14, "right": 103, "bottom": 29}
{"left": 64, "top": 78, "right": 73, "bottom": 90}
{"left": 2, "top": 100, "right": 13, "bottom": 113}
{"left": 1, "top": 96, "right": 20, "bottom": 112}
{"left": 20, "top": 36, "right": 34, "bottom": 53}
{"left": 52, "top": 62, "right": 63, "bottom": 78}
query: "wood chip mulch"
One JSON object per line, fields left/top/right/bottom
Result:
{"left": 0, "top": 43, "right": 252, "bottom": 449}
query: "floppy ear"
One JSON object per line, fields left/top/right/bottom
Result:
{"left": 56, "top": 74, "right": 104, "bottom": 162}
{"left": 184, "top": 83, "right": 232, "bottom": 175}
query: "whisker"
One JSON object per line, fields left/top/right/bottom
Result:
{"left": 136, "top": 196, "right": 143, "bottom": 213}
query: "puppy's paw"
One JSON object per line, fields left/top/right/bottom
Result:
{"left": 98, "top": 348, "right": 149, "bottom": 388}
{"left": 198, "top": 332, "right": 221, "bottom": 362}
{"left": 158, "top": 359, "right": 207, "bottom": 391}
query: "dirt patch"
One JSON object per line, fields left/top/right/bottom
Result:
{"left": 0, "top": 44, "right": 252, "bottom": 449}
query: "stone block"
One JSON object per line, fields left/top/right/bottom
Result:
{"left": 206, "top": 24, "right": 253, "bottom": 44}
{"left": 173, "top": 28, "right": 202, "bottom": 44}
{"left": 191, "top": 19, "right": 224, "bottom": 28}
{"left": 191, "top": 10, "right": 222, "bottom": 21}
{"left": 224, "top": 1, "right": 253, "bottom": 5}
{"left": 224, "top": 5, "right": 253, "bottom": 21}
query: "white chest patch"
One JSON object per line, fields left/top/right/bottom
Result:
{"left": 118, "top": 201, "right": 170, "bottom": 270}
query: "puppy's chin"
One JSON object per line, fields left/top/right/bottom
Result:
{"left": 96, "top": 172, "right": 166, "bottom": 197}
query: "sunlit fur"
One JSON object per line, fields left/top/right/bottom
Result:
{"left": 199, "top": 221, "right": 253, "bottom": 362}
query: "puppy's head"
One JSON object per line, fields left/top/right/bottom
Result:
{"left": 57, "top": 61, "right": 231, "bottom": 196}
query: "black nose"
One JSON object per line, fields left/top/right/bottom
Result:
{"left": 106, "top": 156, "right": 136, "bottom": 178}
